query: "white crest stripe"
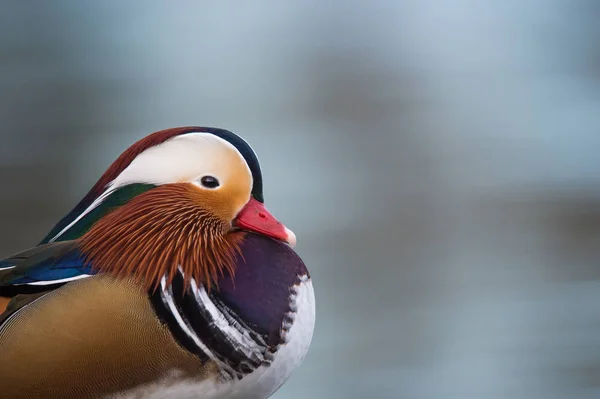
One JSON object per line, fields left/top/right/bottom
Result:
{"left": 49, "top": 188, "right": 115, "bottom": 243}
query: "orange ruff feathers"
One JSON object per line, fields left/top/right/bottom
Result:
{"left": 79, "top": 184, "right": 244, "bottom": 292}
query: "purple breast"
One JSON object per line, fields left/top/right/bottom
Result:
{"left": 214, "top": 233, "right": 309, "bottom": 347}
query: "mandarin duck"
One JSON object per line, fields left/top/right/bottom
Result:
{"left": 0, "top": 127, "right": 315, "bottom": 399}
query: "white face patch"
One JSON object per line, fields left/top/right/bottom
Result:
{"left": 48, "top": 133, "right": 254, "bottom": 243}
{"left": 110, "top": 133, "right": 252, "bottom": 190}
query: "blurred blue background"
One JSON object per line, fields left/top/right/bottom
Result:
{"left": 2, "top": 2, "right": 600, "bottom": 398}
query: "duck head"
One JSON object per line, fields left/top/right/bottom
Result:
{"left": 41, "top": 127, "right": 296, "bottom": 291}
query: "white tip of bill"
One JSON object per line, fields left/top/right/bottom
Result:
{"left": 285, "top": 227, "right": 297, "bottom": 248}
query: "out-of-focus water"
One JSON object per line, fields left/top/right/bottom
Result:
{"left": 2, "top": 2, "right": 600, "bottom": 398}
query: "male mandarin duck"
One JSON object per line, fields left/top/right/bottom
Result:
{"left": 0, "top": 127, "right": 315, "bottom": 398}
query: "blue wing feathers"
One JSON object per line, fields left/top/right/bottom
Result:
{"left": 8, "top": 264, "right": 94, "bottom": 284}
{"left": 0, "top": 241, "right": 94, "bottom": 286}
{"left": 0, "top": 260, "right": 15, "bottom": 270}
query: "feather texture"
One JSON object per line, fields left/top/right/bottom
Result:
{"left": 0, "top": 241, "right": 91, "bottom": 286}
{"left": 41, "top": 126, "right": 264, "bottom": 244}
{"left": 79, "top": 184, "right": 245, "bottom": 292}
{"left": 0, "top": 275, "right": 212, "bottom": 398}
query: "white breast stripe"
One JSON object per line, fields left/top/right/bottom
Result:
{"left": 226, "top": 277, "right": 315, "bottom": 399}
{"left": 159, "top": 276, "right": 214, "bottom": 358}
{"left": 118, "top": 276, "right": 316, "bottom": 399}
{"left": 0, "top": 265, "right": 16, "bottom": 271}
{"left": 190, "top": 278, "right": 267, "bottom": 360}
{"left": 159, "top": 275, "right": 236, "bottom": 377}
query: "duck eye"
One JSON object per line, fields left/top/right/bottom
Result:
{"left": 200, "top": 175, "right": 220, "bottom": 189}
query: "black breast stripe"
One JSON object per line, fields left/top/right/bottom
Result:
{"left": 169, "top": 272, "right": 267, "bottom": 376}
{"left": 209, "top": 292, "right": 270, "bottom": 352}
{"left": 148, "top": 287, "right": 210, "bottom": 363}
